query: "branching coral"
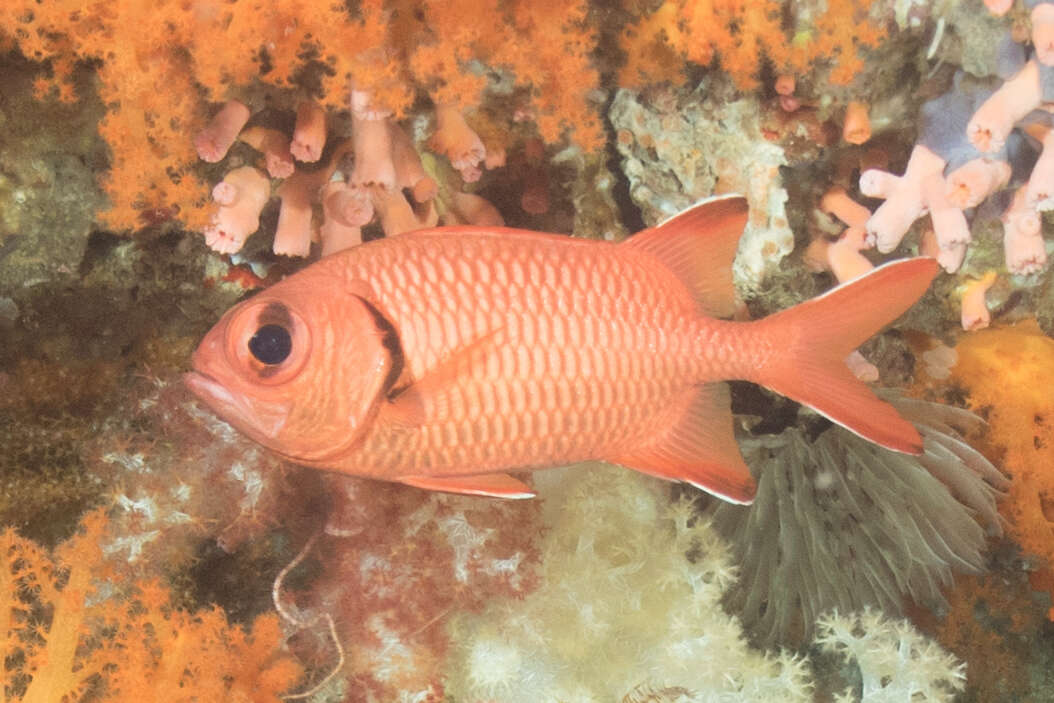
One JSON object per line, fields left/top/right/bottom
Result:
{"left": 444, "top": 465, "right": 814, "bottom": 702}
{"left": 816, "top": 608, "right": 966, "bottom": 702}
{"left": 443, "top": 466, "right": 978, "bottom": 701}
{"left": 709, "top": 394, "right": 1006, "bottom": 646}
{"left": 1, "top": 510, "right": 302, "bottom": 702}
{"left": 283, "top": 474, "right": 543, "bottom": 701}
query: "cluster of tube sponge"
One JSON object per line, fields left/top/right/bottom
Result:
{"left": 195, "top": 91, "right": 504, "bottom": 259}
{"left": 861, "top": 1, "right": 1054, "bottom": 277}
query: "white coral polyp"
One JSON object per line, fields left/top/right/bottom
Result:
{"left": 816, "top": 608, "right": 966, "bottom": 702}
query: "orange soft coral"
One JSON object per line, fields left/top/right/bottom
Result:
{"left": 620, "top": 0, "right": 884, "bottom": 90}
{"left": 1, "top": 510, "right": 303, "bottom": 702}
{"left": 0, "top": 0, "right": 604, "bottom": 234}
{"left": 952, "top": 320, "right": 1054, "bottom": 614}
{"left": 500, "top": 0, "right": 604, "bottom": 149}
{"left": 402, "top": 0, "right": 498, "bottom": 109}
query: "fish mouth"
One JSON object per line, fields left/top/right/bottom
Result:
{"left": 182, "top": 370, "right": 289, "bottom": 441}
{"left": 183, "top": 370, "right": 236, "bottom": 413}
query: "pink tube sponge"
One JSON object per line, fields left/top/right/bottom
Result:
{"left": 348, "top": 89, "right": 396, "bottom": 190}
{"left": 866, "top": 71, "right": 1050, "bottom": 274}
{"left": 860, "top": 144, "right": 947, "bottom": 252}
{"left": 238, "top": 126, "right": 295, "bottom": 179}
{"left": 968, "top": 60, "right": 1042, "bottom": 154}
{"left": 390, "top": 122, "right": 437, "bottom": 202}
{"left": 203, "top": 166, "right": 271, "bottom": 254}
{"left": 1002, "top": 185, "right": 1048, "bottom": 274}
{"left": 808, "top": 188, "right": 874, "bottom": 283}
{"left": 323, "top": 180, "right": 374, "bottom": 228}
{"left": 860, "top": 144, "right": 975, "bottom": 272}
{"left": 920, "top": 170, "right": 972, "bottom": 272}
{"left": 290, "top": 101, "right": 326, "bottom": 163}
{"left": 320, "top": 181, "right": 365, "bottom": 256}
{"left": 274, "top": 170, "right": 325, "bottom": 258}
{"left": 944, "top": 157, "right": 1012, "bottom": 209}
{"left": 1024, "top": 121, "right": 1054, "bottom": 209}
{"left": 445, "top": 191, "right": 505, "bottom": 227}
{"left": 960, "top": 271, "right": 997, "bottom": 331}
{"left": 826, "top": 228, "right": 874, "bottom": 283}
{"left": 432, "top": 104, "right": 486, "bottom": 183}
{"left": 985, "top": 0, "right": 1014, "bottom": 14}
{"left": 371, "top": 187, "right": 438, "bottom": 236}
{"left": 842, "top": 101, "right": 872, "bottom": 145}
{"left": 1032, "top": 3, "right": 1054, "bottom": 65}
{"left": 350, "top": 115, "right": 396, "bottom": 190}
{"left": 819, "top": 186, "right": 871, "bottom": 229}
{"left": 195, "top": 100, "right": 251, "bottom": 163}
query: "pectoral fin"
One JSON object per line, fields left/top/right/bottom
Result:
{"left": 382, "top": 328, "right": 505, "bottom": 428}
{"left": 607, "top": 382, "right": 756, "bottom": 504}
{"left": 399, "top": 473, "right": 535, "bottom": 499}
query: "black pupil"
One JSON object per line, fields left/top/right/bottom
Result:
{"left": 248, "top": 324, "right": 292, "bottom": 365}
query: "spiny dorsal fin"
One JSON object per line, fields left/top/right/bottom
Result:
{"left": 623, "top": 194, "right": 748, "bottom": 318}
{"left": 607, "top": 382, "right": 756, "bottom": 504}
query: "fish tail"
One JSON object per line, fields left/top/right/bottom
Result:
{"left": 749, "top": 257, "right": 939, "bottom": 453}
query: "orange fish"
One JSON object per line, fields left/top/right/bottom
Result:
{"left": 185, "top": 195, "right": 937, "bottom": 504}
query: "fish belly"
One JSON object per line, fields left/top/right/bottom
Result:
{"left": 336, "top": 229, "right": 710, "bottom": 478}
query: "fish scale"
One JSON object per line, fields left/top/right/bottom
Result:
{"left": 186, "top": 195, "right": 939, "bottom": 503}
{"left": 339, "top": 229, "right": 700, "bottom": 477}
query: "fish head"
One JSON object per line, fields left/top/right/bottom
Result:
{"left": 184, "top": 273, "right": 394, "bottom": 464}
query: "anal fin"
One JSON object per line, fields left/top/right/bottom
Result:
{"left": 398, "top": 473, "right": 535, "bottom": 499}
{"left": 607, "top": 383, "right": 756, "bottom": 504}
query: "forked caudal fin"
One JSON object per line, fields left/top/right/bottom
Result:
{"left": 614, "top": 198, "right": 932, "bottom": 504}
{"left": 751, "top": 257, "right": 940, "bottom": 454}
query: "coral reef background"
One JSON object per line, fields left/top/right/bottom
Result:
{"left": 3, "top": 0, "right": 1054, "bottom": 700}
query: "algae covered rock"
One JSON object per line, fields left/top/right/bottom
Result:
{"left": 0, "top": 55, "right": 107, "bottom": 291}
{"left": 610, "top": 82, "right": 794, "bottom": 294}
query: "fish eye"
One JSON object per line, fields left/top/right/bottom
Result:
{"left": 248, "top": 324, "right": 292, "bottom": 365}
{"left": 228, "top": 300, "right": 311, "bottom": 385}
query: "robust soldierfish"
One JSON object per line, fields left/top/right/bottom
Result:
{"left": 185, "top": 195, "right": 938, "bottom": 504}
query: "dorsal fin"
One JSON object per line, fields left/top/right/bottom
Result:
{"left": 606, "top": 382, "right": 756, "bottom": 504}
{"left": 622, "top": 194, "right": 748, "bottom": 318}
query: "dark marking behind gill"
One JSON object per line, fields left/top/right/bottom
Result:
{"left": 354, "top": 295, "right": 405, "bottom": 398}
